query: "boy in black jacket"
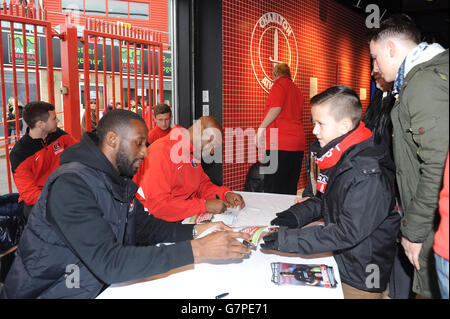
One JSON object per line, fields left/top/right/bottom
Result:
{"left": 262, "top": 85, "right": 400, "bottom": 298}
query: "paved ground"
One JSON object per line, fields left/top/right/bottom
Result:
{"left": 0, "top": 153, "right": 17, "bottom": 195}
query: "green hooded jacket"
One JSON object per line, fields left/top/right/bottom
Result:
{"left": 391, "top": 49, "right": 448, "bottom": 298}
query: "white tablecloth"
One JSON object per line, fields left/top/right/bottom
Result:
{"left": 97, "top": 192, "right": 343, "bottom": 299}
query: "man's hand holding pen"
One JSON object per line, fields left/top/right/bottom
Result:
{"left": 205, "top": 193, "right": 245, "bottom": 214}
{"left": 225, "top": 192, "right": 245, "bottom": 209}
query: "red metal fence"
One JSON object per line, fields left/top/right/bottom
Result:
{"left": 77, "top": 13, "right": 164, "bottom": 133}
{"left": 0, "top": 0, "right": 164, "bottom": 193}
{"left": 0, "top": 1, "right": 56, "bottom": 193}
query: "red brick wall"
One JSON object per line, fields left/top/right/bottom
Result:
{"left": 43, "top": 0, "right": 169, "bottom": 44}
{"left": 222, "top": 0, "right": 372, "bottom": 192}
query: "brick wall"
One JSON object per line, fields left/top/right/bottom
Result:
{"left": 222, "top": 0, "right": 371, "bottom": 191}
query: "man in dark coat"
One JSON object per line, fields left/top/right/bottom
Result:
{"left": 1, "top": 110, "right": 250, "bottom": 299}
{"left": 369, "top": 14, "right": 448, "bottom": 298}
{"left": 364, "top": 70, "right": 414, "bottom": 299}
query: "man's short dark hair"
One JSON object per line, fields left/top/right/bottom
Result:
{"left": 368, "top": 13, "right": 421, "bottom": 44}
{"left": 153, "top": 103, "right": 172, "bottom": 116}
{"left": 23, "top": 101, "right": 55, "bottom": 129}
{"left": 96, "top": 109, "right": 147, "bottom": 145}
{"left": 310, "top": 85, "right": 362, "bottom": 128}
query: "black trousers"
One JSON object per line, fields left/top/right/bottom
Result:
{"left": 388, "top": 241, "right": 415, "bottom": 299}
{"left": 263, "top": 150, "right": 304, "bottom": 195}
{"left": 18, "top": 201, "right": 33, "bottom": 222}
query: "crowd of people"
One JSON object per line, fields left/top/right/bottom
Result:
{"left": 0, "top": 14, "right": 448, "bottom": 300}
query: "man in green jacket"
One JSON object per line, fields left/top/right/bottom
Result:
{"left": 369, "top": 14, "right": 449, "bottom": 298}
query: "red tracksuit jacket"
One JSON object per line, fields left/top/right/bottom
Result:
{"left": 133, "top": 124, "right": 182, "bottom": 187}
{"left": 10, "top": 128, "right": 78, "bottom": 206}
{"left": 434, "top": 152, "right": 449, "bottom": 261}
{"left": 137, "top": 128, "right": 230, "bottom": 221}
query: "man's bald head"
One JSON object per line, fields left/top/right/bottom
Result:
{"left": 189, "top": 116, "right": 223, "bottom": 162}
{"left": 197, "top": 116, "right": 223, "bottom": 133}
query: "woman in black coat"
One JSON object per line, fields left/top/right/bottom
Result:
{"left": 6, "top": 97, "right": 24, "bottom": 144}
{"left": 363, "top": 71, "right": 395, "bottom": 158}
{"left": 363, "top": 71, "right": 415, "bottom": 299}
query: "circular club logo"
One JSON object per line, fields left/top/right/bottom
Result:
{"left": 53, "top": 141, "right": 61, "bottom": 151}
{"left": 250, "top": 12, "right": 299, "bottom": 93}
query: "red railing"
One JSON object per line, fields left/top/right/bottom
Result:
{"left": 77, "top": 14, "right": 164, "bottom": 133}
{"left": 0, "top": 0, "right": 55, "bottom": 193}
{"left": 1, "top": 1, "right": 165, "bottom": 194}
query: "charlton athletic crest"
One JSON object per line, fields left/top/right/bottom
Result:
{"left": 250, "top": 12, "right": 299, "bottom": 93}
{"left": 53, "top": 141, "right": 61, "bottom": 151}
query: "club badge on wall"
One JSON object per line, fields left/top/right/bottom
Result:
{"left": 250, "top": 12, "right": 299, "bottom": 93}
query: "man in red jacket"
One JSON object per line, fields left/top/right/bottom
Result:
{"left": 148, "top": 103, "right": 174, "bottom": 144}
{"left": 434, "top": 152, "right": 449, "bottom": 299}
{"left": 137, "top": 116, "right": 245, "bottom": 222}
{"left": 133, "top": 103, "right": 177, "bottom": 186}
{"left": 9, "top": 101, "right": 78, "bottom": 219}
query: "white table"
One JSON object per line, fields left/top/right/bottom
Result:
{"left": 97, "top": 192, "right": 343, "bottom": 299}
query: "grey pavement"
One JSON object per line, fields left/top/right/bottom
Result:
{"left": 0, "top": 152, "right": 17, "bottom": 195}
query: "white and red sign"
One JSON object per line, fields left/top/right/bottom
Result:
{"left": 250, "top": 12, "right": 299, "bottom": 93}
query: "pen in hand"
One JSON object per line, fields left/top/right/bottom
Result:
{"left": 215, "top": 292, "right": 229, "bottom": 299}
{"left": 216, "top": 194, "right": 231, "bottom": 209}
{"left": 220, "top": 193, "right": 241, "bottom": 210}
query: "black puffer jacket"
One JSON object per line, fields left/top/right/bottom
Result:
{"left": 277, "top": 138, "right": 401, "bottom": 292}
{"left": 1, "top": 132, "right": 194, "bottom": 299}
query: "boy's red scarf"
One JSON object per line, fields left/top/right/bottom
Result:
{"left": 315, "top": 122, "right": 372, "bottom": 193}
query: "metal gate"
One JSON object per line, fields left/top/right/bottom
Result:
{"left": 0, "top": 1, "right": 56, "bottom": 193}
{"left": 1, "top": 1, "right": 165, "bottom": 194}
{"left": 67, "top": 12, "right": 164, "bottom": 133}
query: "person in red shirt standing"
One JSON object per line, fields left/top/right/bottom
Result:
{"left": 137, "top": 116, "right": 245, "bottom": 222}
{"left": 434, "top": 152, "right": 449, "bottom": 299}
{"left": 9, "top": 101, "right": 78, "bottom": 219}
{"left": 256, "top": 63, "right": 306, "bottom": 195}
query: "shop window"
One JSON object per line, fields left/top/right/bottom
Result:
{"left": 129, "top": 2, "right": 149, "bottom": 20}
{"left": 0, "top": 0, "right": 9, "bottom": 9}
{"left": 61, "top": 0, "right": 148, "bottom": 20}
{"left": 62, "top": 0, "right": 83, "bottom": 13}
{"left": 84, "top": 0, "right": 106, "bottom": 17}
{"left": 0, "top": 70, "right": 36, "bottom": 138}
{"left": 108, "top": 0, "right": 128, "bottom": 18}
